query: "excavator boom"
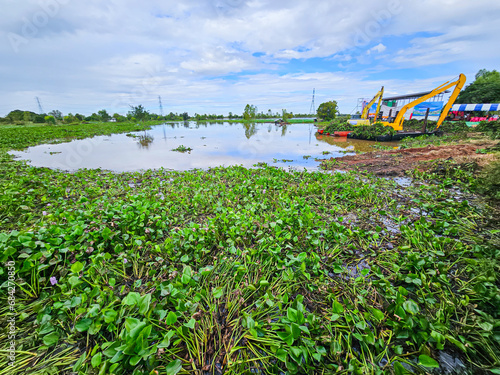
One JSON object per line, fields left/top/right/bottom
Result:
{"left": 361, "top": 86, "right": 384, "bottom": 120}
{"left": 349, "top": 86, "right": 384, "bottom": 126}
{"left": 381, "top": 74, "right": 466, "bottom": 131}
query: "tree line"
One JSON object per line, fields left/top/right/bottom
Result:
{"left": 0, "top": 104, "right": 316, "bottom": 125}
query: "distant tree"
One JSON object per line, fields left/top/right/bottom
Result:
{"left": 282, "top": 109, "right": 293, "bottom": 122}
{"left": 243, "top": 104, "right": 257, "bottom": 120}
{"left": 166, "top": 112, "right": 179, "bottom": 121}
{"left": 181, "top": 112, "right": 189, "bottom": 121}
{"left": 128, "top": 105, "right": 149, "bottom": 122}
{"left": 456, "top": 69, "right": 500, "bottom": 103}
{"left": 98, "top": 109, "right": 111, "bottom": 122}
{"left": 48, "top": 110, "right": 62, "bottom": 120}
{"left": 44, "top": 115, "right": 56, "bottom": 125}
{"left": 112, "top": 113, "right": 126, "bottom": 122}
{"left": 34, "top": 114, "right": 45, "bottom": 123}
{"left": 74, "top": 113, "right": 85, "bottom": 121}
{"left": 88, "top": 113, "right": 100, "bottom": 122}
{"left": 23, "top": 111, "right": 33, "bottom": 122}
{"left": 6, "top": 110, "right": 25, "bottom": 122}
{"left": 317, "top": 101, "right": 339, "bottom": 121}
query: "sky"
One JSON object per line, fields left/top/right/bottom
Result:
{"left": 1, "top": 0, "right": 499, "bottom": 117}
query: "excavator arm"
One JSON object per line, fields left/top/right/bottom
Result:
{"left": 361, "top": 86, "right": 384, "bottom": 120}
{"left": 382, "top": 74, "right": 466, "bottom": 131}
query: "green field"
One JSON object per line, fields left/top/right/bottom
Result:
{"left": 0, "top": 123, "right": 499, "bottom": 374}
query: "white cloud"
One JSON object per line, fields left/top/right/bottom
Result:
{"left": 367, "top": 43, "right": 386, "bottom": 54}
{"left": 0, "top": 0, "right": 499, "bottom": 116}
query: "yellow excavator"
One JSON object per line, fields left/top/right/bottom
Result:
{"left": 348, "top": 86, "right": 384, "bottom": 126}
{"left": 381, "top": 74, "right": 466, "bottom": 131}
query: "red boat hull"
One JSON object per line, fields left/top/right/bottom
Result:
{"left": 334, "top": 131, "right": 352, "bottom": 137}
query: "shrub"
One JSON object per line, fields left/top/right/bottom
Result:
{"left": 477, "top": 161, "right": 500, "bottom": 199}
{"left": 438, "top": 120, "right": 469, "bottom": 134}
{"left": 44, "top": 115, "right": 56, "bottom": 125}
{"left": 474, "top": 120, "right": 500, "bottom": 139}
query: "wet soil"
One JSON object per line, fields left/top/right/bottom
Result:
{"left": 325, "top": 141, "right": 499, "bottom": 176}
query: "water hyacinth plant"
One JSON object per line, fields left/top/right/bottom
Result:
{"left": 0, "top": 122, "right": 498, "bottom": 374}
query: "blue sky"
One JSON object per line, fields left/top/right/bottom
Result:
{"left": 1, "top": 0, "right": 499, "bottom": 117}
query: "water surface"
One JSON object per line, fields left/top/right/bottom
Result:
{"left": 11, "top": 122, "right": 398, "bottom": 172}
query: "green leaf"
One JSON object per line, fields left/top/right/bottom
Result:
{"left": 128, "top": 320, "right": 147, "bottom": 339}
{"left": 71, "top": 261, "right": 84, "bottom": 274}
{"left": 276, "top": 348, "right": 287, "bottom": 362}
{"left": 138, "top": 293, "right": 152, "bottom": 314}
{"left": 76, "top": 318, "right": 93, "bottom": 332}
{"left": 355, "top": 320, "right": 367, "bottom": 330}
{"left": 277, "top": 331, "right": 294, "bottom": 345}
{"left": 479, "top": 321, "right": 493, "bottom": 332}
{"left": 129, "top": 355, "right": 142, "bottom": 366}
{"left": 122, "top": 291, "right": 140, "bottom": 306}
{"left": 259, "top": 279, "right": 269, "bottom": 287}
{"left": 418, "top": 354, "right": 439, "bottom": 368}
{"left": 403, "top": 300, "right": 420, "bottom": 315}
{"left": 333, "top": 300, "right": 344, "bottom": 314}
{"left": 290, "top": 346, "right": 302, "bottom": 359}
{"left": 91, "top": 352, "right": 102, "bottom": 368}
{"left": 287, "top": 307, "right": 298, "bottom": 322}
{"left": 43, "top": 332, "right": 60, "bottom": 346}
{"left": 103, "top": 310, "right": 117, "bottom": 323}
{"left": 73, "top": 352, "right": 87, "bottom": 372}
{"left": 184, "top": 318, "right": 196, "bottom": 329}
{"left": 371, "top": 308, "right": 385, "bottom": 321}
{"left": 291, "top": 323, "right": 301, "bottom": 339}
{"left": 212, "top": 286, "right": 224, "bottom": 299}
{"left": 166, "top": 359, "right": 182, "bottom": 375}
{"left": 68, "top": 276, "right": 81, "bottom": 287}
{"left": 331, "top": 313, "right": 341, "bottom": 322}
{"left": 166, "top": 311, "right": 178, "bottom": 325}
{"left": 394, "top": 361, "right": 410, "bottom": 375}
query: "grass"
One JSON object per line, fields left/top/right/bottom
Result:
{"left": 0, "top": 122, "right": 499, "bottom": 374}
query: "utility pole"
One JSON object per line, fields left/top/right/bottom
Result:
{"left": 35, "top": 97, "right": 44, "bottom": 114}
{"left": 309, "top": 89, "right": 316, "bottom": 115}
{"left": 158, "top": 96, "right": 164, "bottom": 117}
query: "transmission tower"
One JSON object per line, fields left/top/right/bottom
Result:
{"left": 158, "top": 96, "right": 164, "bottom": 116}
{"left": 309, "top": 89, "right": 316, "bottom": 115}
{"left": 35, "top": 97, "right": 44, "bottom": 114}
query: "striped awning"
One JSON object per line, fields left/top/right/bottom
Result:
{"left": 451, "top": 103, "right": 500, "bottom": 112}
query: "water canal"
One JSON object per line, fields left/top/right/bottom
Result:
{"left": 11, "top": 121, "right": 398, "bottom": 172}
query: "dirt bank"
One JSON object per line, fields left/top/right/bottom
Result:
{"left": 323, "top": 141, "right": 499, "bottom": 176}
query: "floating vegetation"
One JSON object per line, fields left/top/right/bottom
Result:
{"left": 350, "top": 122, "right": 396, "bottom": 140}
{"left": 303, "top": 155, "right": 312, "bottom": 159}
{"left": 171, "top": 145, "right": 192, "bottom": 152}
{"left": 137, "top": 134, "right": 154, "bottom": 148}
{"left": 0, "top": 123, "right": 499, "bottom": 374}
{"left": 324, "top": 120, "right": 355, "bottom": 133}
